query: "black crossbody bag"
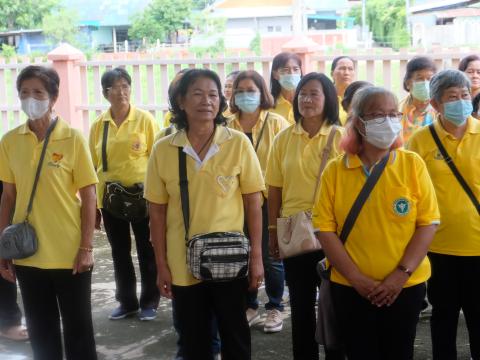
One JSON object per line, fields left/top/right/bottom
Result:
{"left": 316, "top": 153, "right": 390, "bottom": 350}
{"left": 178, "top": 147, "right": 250, "bottom": 282}
{"left": 101, "top": 121, "right": 148, "bottom": 222}
{"left": 429, "top": 124, "right": 480, "bottom": 215}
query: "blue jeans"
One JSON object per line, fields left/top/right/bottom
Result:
{"left": 172, "top": 298, "right": 221, "bottom": 359}
{"left": 246, "top": 200, "right": 285, "bottom": 311}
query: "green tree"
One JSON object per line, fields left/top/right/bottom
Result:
{"left": 42, "top": 9, "right": 80, "bottom": 45}
{"left": 129, "top": 0, "right": 193, "bottom": 43}
{"left": 0, "top": 0, "right": 59, "bottom": 30}
{"left": 250, "top": 32, "right": 261, "bottom": 56}
{"left": 349, "top": 0, "right": 410, "bottom": 49}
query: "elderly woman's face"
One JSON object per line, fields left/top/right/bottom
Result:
{"left": 464, "top": 60, "right": 480, "bottom": 91}
{"left": 181, "top": 77, "right": 220, "bottom": 124}
{"left": 439, "top": 86, "right": 471, "bottom": 106}
{"left": 19, "top": 77, "right": 50, "bottom": 101}
{"left": 406, "top": 68, "right": 435, "bottom": 91}
{"left": 106, "top": 78, "right": 130, "bottom": 107}
{"left": 298, "top": 79, "right": 325, "bottom": 120}
{"left": 332, "top": 58, "right": 355, "bottom": 87}
{"left": 224, "top": 76, "right": 235, "bottom": 100}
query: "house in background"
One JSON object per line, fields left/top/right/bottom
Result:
{"left": 409, "top": 0, "right": 480, "bottom": 47}
{"left": 0, "top": 29, "right": 52, "bottom": 54}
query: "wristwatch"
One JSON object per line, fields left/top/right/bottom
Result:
{"left": 397, "top": 265, "right": 412, "bottom": 277}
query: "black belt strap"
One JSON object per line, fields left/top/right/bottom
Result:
{"left": 428, "top": 124, "right": 479, "bottom": 215}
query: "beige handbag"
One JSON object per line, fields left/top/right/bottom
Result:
{"left": 277, "top": 126, "right": 337, "bottom": 259}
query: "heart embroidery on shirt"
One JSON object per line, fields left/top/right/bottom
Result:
{"left": 216, "top": 175, "right": 236, "bottom": 193}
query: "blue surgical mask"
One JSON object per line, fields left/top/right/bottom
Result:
{"left": 279, "top": 74, "right": 301, "bottom": 91}
{"left": 443, "top": 99, "right": 472, "bottom": 126}
{"left": 411, "top": 80, "right": 430, "bottom": 102}
{"left": 235, "top": 92, "right": 260, "bottom": 113}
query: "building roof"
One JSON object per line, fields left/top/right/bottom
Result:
{"left": 434, "top": 6, "right": 480, "bottom": 17}
{"left": 216, "top": 0, "right": 292, "bottom": 8}
{"left": 409, "top": 0, "right": 479, "bottom": 14}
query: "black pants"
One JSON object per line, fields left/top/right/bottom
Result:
{"left": 331, "top": 282, "right": 425, "bottom": 360}
{"left": 172, "top": 278, "right": 250, "bottom": 360}
{"left": 0, "top": 276, "right": 22, "bottom": 329}
{"left": 283, "top": 251, "right": 343, "bottom": 360}
{"left": 15, "top": 265, "right": 97, "bottom": 360}
{"left": 428, "top": 253, "right": 480, "bottom": 360}
{"left": 102, "top": 209, "right": 159, "bottom": 310}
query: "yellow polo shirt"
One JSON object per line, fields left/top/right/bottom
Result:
{"left": 338, "top": 96, "right": 348, "bottom": 126}
{"left": 227, "top": 110, "right": 290, "bottom": 176}
{"left": 0, "top": 118, "right": 98, "bottom": 269}
{"left": 406, "top": 117, "right": 480, "bottom": 256}
{"left": 271, "top": 94, "right": 294, "bottom": 125}
{"left": 144, "top": 126, "right": 265, "bottom": 286}
{"left": 163, "top": 111, "right": 172, "bottom": 127}
{"left": 313, "top": 150, "right": 440, "bottom": 287}
{"left": 89, "top": 105, "right": 159, "bottom": 208}
{"left": 265, "top": 122, "right": 343, "bottom": 217}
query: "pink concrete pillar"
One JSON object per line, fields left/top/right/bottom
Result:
{"left": 281, "top": 36, "right": 320, "bottom": 74}
{"left": 47, "top": 43, "right": 86, "bottom": 131}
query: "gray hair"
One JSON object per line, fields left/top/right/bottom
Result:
{"left": 430, "top": 69, "right": 471, "bottom": 103}
{"left": 350, "top": 86, "right": 398, "bottom": 119}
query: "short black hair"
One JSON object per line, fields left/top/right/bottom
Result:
{"left": 270, "top": 52, "right": 302, "bottom": 104}
{"left": 226, "top": 70, "right": 241, "bottom": 80}
{"left": 341, "top": 81, "right": 373, "bottom": 112}
{"left": 169, "top": 69, "right": 227, "bottom": 130}
{"left": 403, "top": 56, "right": 437, "bottom": 91}
{"left": 459, "top": 54, "right": 480, "bottom": 72}
{"left": 473, "top": 92, "right": 480, "bottom": 114}
{"left": 16, "top": 65, "right": 60, "bottom": 99}
{"left": 101, "top": 67, "right": 131, "bottom": 96}
{"left": 292, "top": 72, "right": 339, "bottom": 125}
{"left": 331, "top": 56, "right": 355, "bottom": 74}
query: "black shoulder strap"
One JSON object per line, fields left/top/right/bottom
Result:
{"left": 178, "top": 147, "right": 190, "bottom": 241}
{"left": 254, "top": 112, "right": 269, "bottom": 152}
{"left": 165, "top": 126, "right": 173, "bottom": 136}
{"left": 102, "top": 121, "right": 109, "bottom": 172}
{"left": 339, "top": 153, "right": 390, "bottom": 243}
{"left": 429, "top": 124, "right": 480, "bottom": 215}
{"left": 26, "top": 118, "right": 58, "bottom": 219}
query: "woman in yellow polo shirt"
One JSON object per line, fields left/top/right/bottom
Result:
{"left": 407, "top": 70, "right": 480, "bottom": 360}
{"left": 223, "top": 70, "right": 241, "bottom": 117}
{"left": 227, "top": 70, "right": 290, "bottom": 333}
{"left": 0, "top": 65, "right": 98, "bottom": 359}
{"left": 399, "top": 56, "right": 437, "bottom": 142}
{"left": 145, "top": 69, "right": 264, "bottom": 360}
{"left": 266, "top": 72, "right": 343, "bottom": 360}
{"left": 459, "top": 54, "right": 480, "bottom": 98}
{"left": 314, "top": 86, "right": 440, "bottom": 359}
{"left": 89, "top": 68, "right": 160, "bottom": 321}
{"left": 331, "top": 56, "right": 356, "bottom": 126}
{"left": 270, "top": 52, "right": 303, "bottom": 124}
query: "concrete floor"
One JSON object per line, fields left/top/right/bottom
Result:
{"left": 0, "top": 229, "right": 473, "bottom": 360}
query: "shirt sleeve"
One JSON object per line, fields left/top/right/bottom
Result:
{"left": 88, "top": 121, "right": 99, "bottom": 169}
{"left": 265, "top": 134, "right": 284, "bottom": 188}
{"left": 0, "top": 137, "right": 14, "bottom": 184}
{"left": 413, "top": 154, "right": 441, "bottom": 226}
{"left": 73, "top": 132, "right": 99, "bottom": 189}
{"left": 144, "top": 142, "right": 169, "bottom": 204}
{"left": 312, "top": 160, "right": 338, "bottom": 232}
{"left": 239, "top": 135, "right": 265, "bottom": 194}
{"left": 145, "top": 114, "right": 158, "bottom": 156}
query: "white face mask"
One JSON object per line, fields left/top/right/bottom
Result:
{"left": 358, "top": 116, "right": 402, "bottom": 149}
{"left": 21, "top": 97, "right": 50, "bottom": 120}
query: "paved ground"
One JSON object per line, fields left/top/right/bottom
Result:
{"left": 0, "top": 228, "right": 473, "bottom": 360}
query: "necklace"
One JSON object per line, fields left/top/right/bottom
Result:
{"left": 196, "top": 127, "right": 216, "bottom": 156}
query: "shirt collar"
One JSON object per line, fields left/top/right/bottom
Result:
{"left": 103, "top": 105, "right": 137, "bottom": 123}
{"left": 433, "top": 115, "right": 480, "bottom": 140}
{"left": 170, "top": 125, "right": 233, "bottom": 147}
{"left": 344, "top": 151, "right": 397, "bottom": 169}
{"left": 17, "top": 117, "right": 72, "bottom": 141}
{"left": 292, "top": 121, "right": 332, "bottom": 137}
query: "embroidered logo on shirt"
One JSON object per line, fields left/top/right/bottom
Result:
{"left": 47, "top": 153, "right": 63, "bottom": 168}
{"left": 216, "top": 175, "right": 236, "bottom": 193}
{"left": 434, "top": 150, "right": 444, "bottom": 160}
{"left": 393, "top": 198, "right": 410, "bottom": 216}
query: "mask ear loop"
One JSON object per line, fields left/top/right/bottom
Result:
{"left": 355, "top": 116, "right": 367, "bottom": 138}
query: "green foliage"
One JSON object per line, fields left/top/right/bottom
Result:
{"left": 42, "top": 8, "right": 80, "bottom": 46}
{"left": 129, "top": 0, "right": 193, "bottom": 43}
{"left": 1, "top": 44, "right": 16, "bottom": 60}
{"left": 348, "top": 0, "right": 410, "bottom": 49}
{"left": 250, "top": 32, "right": 261, "bottom": 56}
{"left": 192, "top": 0, "right": 216, "bottom": 10}
{"left": 0, "top": 0, "right": 60, "bottom": 30}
